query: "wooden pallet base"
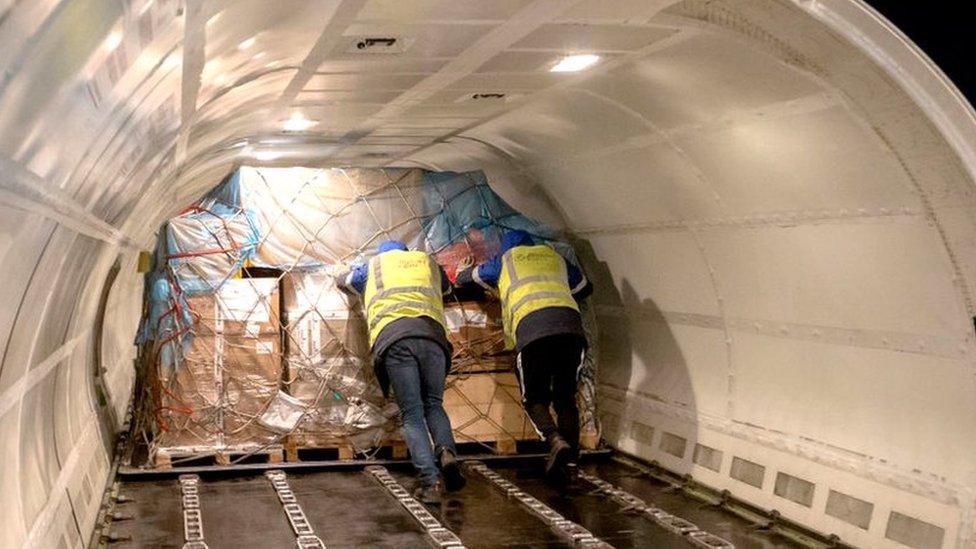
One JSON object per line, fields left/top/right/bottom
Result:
{"left": 283, "top": 435, "right": 409, "bottom": 462}
{"left": 151, "top": 430, "right": 594, "bottom": 468}
{"left": 453, "top": 438, "right": 520, "bottom": 455}
{"left": 282, "top": 432, "right": 543, "bottom": 462}
{"left": 153, "top": 445, "right": 284, "bottom": 469}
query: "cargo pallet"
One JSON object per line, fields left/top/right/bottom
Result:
{"left": 283, "top": 435, "right": 408, "bottom": 462}
{"left": 153, "top": 444, "right": 285, "bottom": 469}
{"left": 281, "top": 433, "right": 546, "bottom": 462}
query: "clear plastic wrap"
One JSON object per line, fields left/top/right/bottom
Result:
{"left": 137, "top": 166, "right": 598, "bottom": 465}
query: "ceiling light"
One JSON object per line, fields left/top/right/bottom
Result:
{"left": 266, "top": 61, "right": 280, "bottom": 69}
{"left": 207, "top": 13, "right": 221, "bottom": 26}
{"left": 253, "top": 149, "right": 282, "bottom": 161}
{"left": 550, "top": 54, "right": 599, "bottom": 73}
{"left": 253, "top": 51, "right": 266, "bottom": 60}
{"left": 282, "top": 112, "right": 317, "bottom": 132}
{"left": 104, "top": 31, "right": 123, "bottom": 52}
{"left": 162, "top": 53, "right": 179, "bottom": 70}
{"left": 237, "top": 37, "right": 256, "bottom": 51}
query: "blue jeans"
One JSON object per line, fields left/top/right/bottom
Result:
{"left": 383, "top": 338, "right": 457, "bottom": 486}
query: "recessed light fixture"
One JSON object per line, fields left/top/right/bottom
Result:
{"left": 162, "top": 53, "right": 179, "bottom": 70}
{"left": 282, "top": 112, "right": 317, "bottom": 132}
{"left": 550, "top": 54, "right": 599, "bottom": 73}
{"left": 104, "top": 31, "right": 123, "bottom": 52}
{"left": 253, "top": 51, "right": 266, "bottom": 60}
{"left": 253, "top": 149, "right": 282, "bottom": 161}
{"left": 237, "top": 37, "right": 256, "bottom": 51}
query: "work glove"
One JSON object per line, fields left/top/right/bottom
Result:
{"left": 456, "top": 255, "right": 474, "bottom": 271}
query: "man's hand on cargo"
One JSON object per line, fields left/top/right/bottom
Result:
{"left": 474, "top": 256, "right": 501, "bottom": 288}
{"left": 334, "top": 272, "right": 353, "bottom": 294}
{"left": 334, "top": 263, "right": 368, "bottom": 295}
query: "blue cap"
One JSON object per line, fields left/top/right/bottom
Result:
{"left": 378, "top": 240, "right": 408, "bottom": 253}
{"left": 501, "top": 229, "right": 534, "bottom": 252}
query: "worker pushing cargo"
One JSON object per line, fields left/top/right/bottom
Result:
{"left": 456, "top": 229, "right": 592, "bottom": 484}
{"left": 338, "top": 240, "right": 466, "bottom": 503}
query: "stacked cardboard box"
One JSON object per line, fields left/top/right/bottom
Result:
{"left": 153, "top": 280, "right": 560, "bottom": 458}
{"left": 444, "top": 300, "right": 514, "bottom": 373}
{"left": 443, "top": 372, "right": 538, "bottom": 449}
{"left": 155, "top": 278, "right": 282, "bottom": 451}
{"left": 281, "top": 271, "right": 382, "bottom": 446}
{"left": 154, "top": 343, "right": 220, "bottom": 449}
{"left": 443, "top": 300, "right": 533, "bottom": 451}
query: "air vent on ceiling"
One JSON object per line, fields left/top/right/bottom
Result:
{"left": 455, "top": 92, "right": 518, "bottom": 104}
{"left": 346, "top": 36, "right": 410, "bottom": 54}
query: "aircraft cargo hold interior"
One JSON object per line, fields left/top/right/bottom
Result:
{"left": 1, "top": 1, "right": 975, "bottom": 548}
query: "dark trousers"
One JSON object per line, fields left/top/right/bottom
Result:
{"left": 515, "top": 334, "right": 585, "bottom": 454}
{"left": 383, "top": 337, "right": 457, "bottom": 486}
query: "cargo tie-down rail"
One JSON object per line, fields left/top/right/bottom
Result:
{"left": 364, "top": 465, "right": 467, "bottom": 548}
{"left": 467, "top": 461, "right": 613, "bottom": 548}
{"left": 576, "top": 470, "right": 735, "bottom": 549}
{"left": 265, "top": 470, "right": 328, "bottom": 548}
{"left": 179, "top": 474, "right": 208, "bottom": 549}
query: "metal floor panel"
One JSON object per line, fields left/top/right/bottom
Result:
{"left": 285, "top": 470, "right": 430, "bottom": 548}
{"left": 388, "top": 466, "right": 569, "bottom": 548}
{"left": 197, "top": 475, "right": 297, "bottom": 549}
{"left": 106, "top": 457, "right": 806, "bottom": 548}
{"left": 110, "top": 480, "right": 185, "bottom": 548}
{"left": 587, "top": 461, "right": 798, "bottom": 549}
{"left": 490, "top": 464, "right": 692, "bottom": 548}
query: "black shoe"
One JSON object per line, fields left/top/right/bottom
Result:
{"left": 563, "top": 463, "right": 579, "bottom": 485}
{"left": 413, "top": 480, "right": 443, "bottom": 505}
{"left": 438, "top": 448, "right": 467, "bottom": 492}
{"left": 545, "top": 436, "right": 573, "bottom": 481}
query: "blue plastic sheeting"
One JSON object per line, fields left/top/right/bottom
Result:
{"left": 135, "top": 276, "right": 193, "bottom": 373}
{"left": 198, "top": 170, "right": 244, "bottom": 209}
{"left": 164, "top": 202, "right": 262, "bottom": 294}
{"left": 421, "top": 170, "right": 578, "bottom": 264}
{"left": 138, "top": 167, "right": 579, "bottom": 347}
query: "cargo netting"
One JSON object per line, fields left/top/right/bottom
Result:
{"left": 134, "top": 167, "right": 599, "bottom": 466}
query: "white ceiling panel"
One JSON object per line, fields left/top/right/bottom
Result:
{"left": 356, "top": 0, "right": 532, "bottom": 22}
{"left": 296, "top": 89, "right": 404, "bottom": 105}
{"left": 512, "top": 22, "right": 678, "bottom": 52}
{"left": 476, "top": 50, "right": 564, "bottom": 73}
{"left": 304, "top": 72, "right": 427, "bottom": 91}
{"left": 341, "top": 22, "right": 496, "bottom": 58}
{"left": 315, "top": 57, "right": 448, "bottom": 74}
{"left": 446, "top": 72, "right": 564, "bottom": 91}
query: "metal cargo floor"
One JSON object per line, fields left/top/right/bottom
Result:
{"left": 102, "top": 456, "right": 806, "bottom": 548}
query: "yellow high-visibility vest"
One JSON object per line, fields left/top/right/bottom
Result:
{"left": 363, "top": 250, "right": 448, "bottom": 346}
{"left": 498, "top": 244, "right": 579, "bottom": 350}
